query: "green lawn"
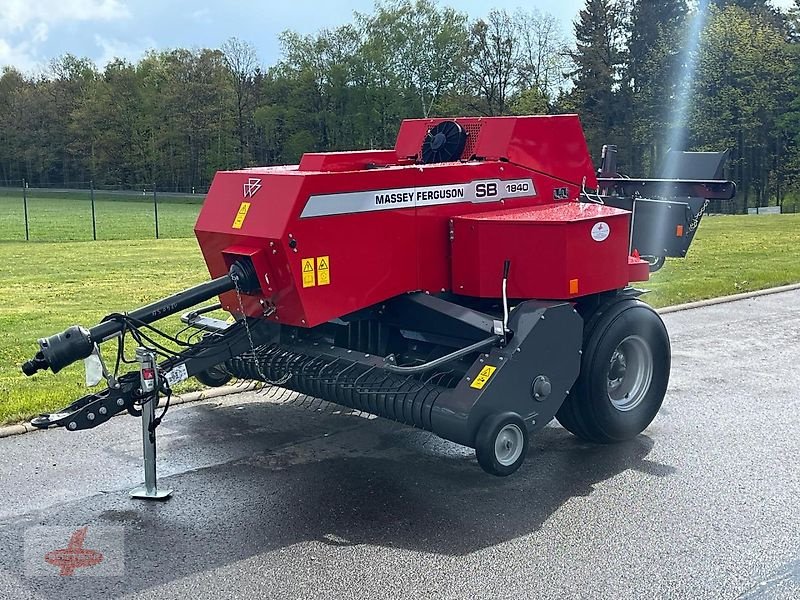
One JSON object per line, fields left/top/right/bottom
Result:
{"left": 1, "top": 213, "right": 799, "bottom": 425}
{"left": 643, "top": 214, "right": 800, "bottom": 306}
{"left": 0, "top": 239, "right": 210, "bottom": 425}
{"left": 0, "top": 193, "right": 201, "bottom": 241}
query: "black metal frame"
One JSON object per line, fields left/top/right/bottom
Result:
{"left": 594, "top": 144, "right": 736, "bottom": 266}
{"left": 26, "top": 275, "right": 585, "bottom": 457}
{"left": 596, "top": 178, "right": 736, "bottom": 201}
{"left": 29, "top": 318, "right": 278, "bottom": 431}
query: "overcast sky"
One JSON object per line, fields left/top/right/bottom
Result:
{"left": 0, "top": 0, "right": 795, "bottom": 74}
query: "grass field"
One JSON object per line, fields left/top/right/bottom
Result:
{"left": 1, "top": 213, "right": 799, "bottom": 425}
{"left": 0, "top": 190, "right": 201, "bottom": 241}
{"left": 0, "top": 238, "right": 210, "bottom": 425}
{"left": 641, "top": 214, "right": 800, "bottom": 306}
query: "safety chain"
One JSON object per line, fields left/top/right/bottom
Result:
{"left": 231, "top": 274, "right": 290, "bottom": 386}
{"left": 689, "top": 199, "right": 709, "bottom": 231}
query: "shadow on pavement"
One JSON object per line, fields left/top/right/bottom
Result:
{"left": 3, "top": 400, "right": 675, "bottom": 597}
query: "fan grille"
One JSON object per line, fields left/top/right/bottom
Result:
{"left": 461, "top": 122, "right": 483, "bottom": 159}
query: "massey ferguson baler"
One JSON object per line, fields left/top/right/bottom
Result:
{"left": 22, "top": 116, "right": 735, "bottom": 483}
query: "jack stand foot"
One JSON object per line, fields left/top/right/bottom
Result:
{"left": 130, "top": 485, "right": 172, "bottom": 501}
{"left": 130, "top": 348, "right": 173, "bottom": 501}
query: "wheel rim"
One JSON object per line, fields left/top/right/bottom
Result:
{"left": 494, "top": 424, "right": 524, "bottom": 466}
{"left": 606, "top": 335, "right": 654, "bottom": 412}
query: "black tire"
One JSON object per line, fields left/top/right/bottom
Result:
{"left": 645, "top": 255, "right": 666, "bottom": 272}
{"left": 475, "top": 412, "right": 529, "bottom": 476}
{"left": 556, "top": 299, "right": 670, "bottom": 443}
{"left": 195, "top": 365, "right": 232, "bottom": 388}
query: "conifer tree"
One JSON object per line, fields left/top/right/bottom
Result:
{"left": 567, "top": 0, "right": 628, "bottom": 158}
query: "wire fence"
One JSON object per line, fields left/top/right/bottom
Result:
{"left": 707, "top": 196, "right": 799, "bottom": 215}
{"left": 1, "top": 179, "right": 796, "bottom": 243}
{"left": 0, "top": 181, "right": 206, "bottom": 242}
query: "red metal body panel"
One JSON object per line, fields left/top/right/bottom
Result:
{"left": 395, "top": 115, "right": 598, "bottom": 188}
{"left": 411, "top": 162, "right": 586, "bottom": 292}
{"left": 450, "top": 204, "right": 631, "bottom": 299}
{"left": 298, "top": 150, "right": 406, "bottom": 172}
{"left": 194, "top": 115, "right": 643, "bottom": 328}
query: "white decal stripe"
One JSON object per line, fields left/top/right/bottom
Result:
{"left": 300, "top": 179, "right": 536, "bottom": 218}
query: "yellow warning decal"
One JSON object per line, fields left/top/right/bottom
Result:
{"left": 301, "top": 258, "right": 316, "bottom": 288}
{"left": 316, "top": 256, "right": 330, "bottom": 286}
{"left": 470, "top": 365, "right": 497, "bottom": 390}
{"left": 232, "top": 202, "right": 251, "bottom": 229}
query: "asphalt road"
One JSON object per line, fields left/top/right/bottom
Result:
{"left": 0, "top": 290, "right": 798, "bottom": 599}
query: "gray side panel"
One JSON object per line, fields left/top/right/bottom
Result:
{"left": 430, "top": 301, "right": 583, "bottom": 447}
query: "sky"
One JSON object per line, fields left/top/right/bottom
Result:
{"left": 0, "top": 0, "right": 795, "bottom": 74}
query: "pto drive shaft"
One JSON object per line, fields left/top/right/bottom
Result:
{"left": 22, "top": 260, "right": 259, "bottom": 376}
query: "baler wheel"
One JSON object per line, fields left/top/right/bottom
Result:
{"left": 474, "top": 412, "right": 529, "bottom": 476}
{"left": 195, "top": 365, "right": 233, "bottom": 388}
{"left": 556, "top": 299, "right": 670, "bottom": 443}
{"left": 645, "top": 255, "right": 666, "bottom": 272}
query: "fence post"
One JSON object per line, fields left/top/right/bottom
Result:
{"left": 153, "top": 183, "right": 159, "bottom": 239}
{"left": 22, "top": 178, "right": 29, "bottom": 241}
{"left": 90, "top": 180, "right": 97, "bottom": 241}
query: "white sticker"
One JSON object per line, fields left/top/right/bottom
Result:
{"left": 164, "top": 363, "right": 189, "bottom": 386}
{"left": 83, "top": 353, "right": 104, "bottom": 387}
{"left": 591, "top": 221, "right": 610, "bottom": 242}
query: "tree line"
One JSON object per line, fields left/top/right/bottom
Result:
{"left": 0, "top": 0, "right": 798, "bottom": 210}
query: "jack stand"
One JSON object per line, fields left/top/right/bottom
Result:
{"left": 130, "top": 348, "right": 172, "bottom": 501}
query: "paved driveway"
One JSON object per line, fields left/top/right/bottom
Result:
{"left": 0, "top": 291, "right": 798, "bottom": 599}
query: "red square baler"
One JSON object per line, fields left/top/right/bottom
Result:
{"left": 23, "top": 116, "right": 735, "bottom": 479}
